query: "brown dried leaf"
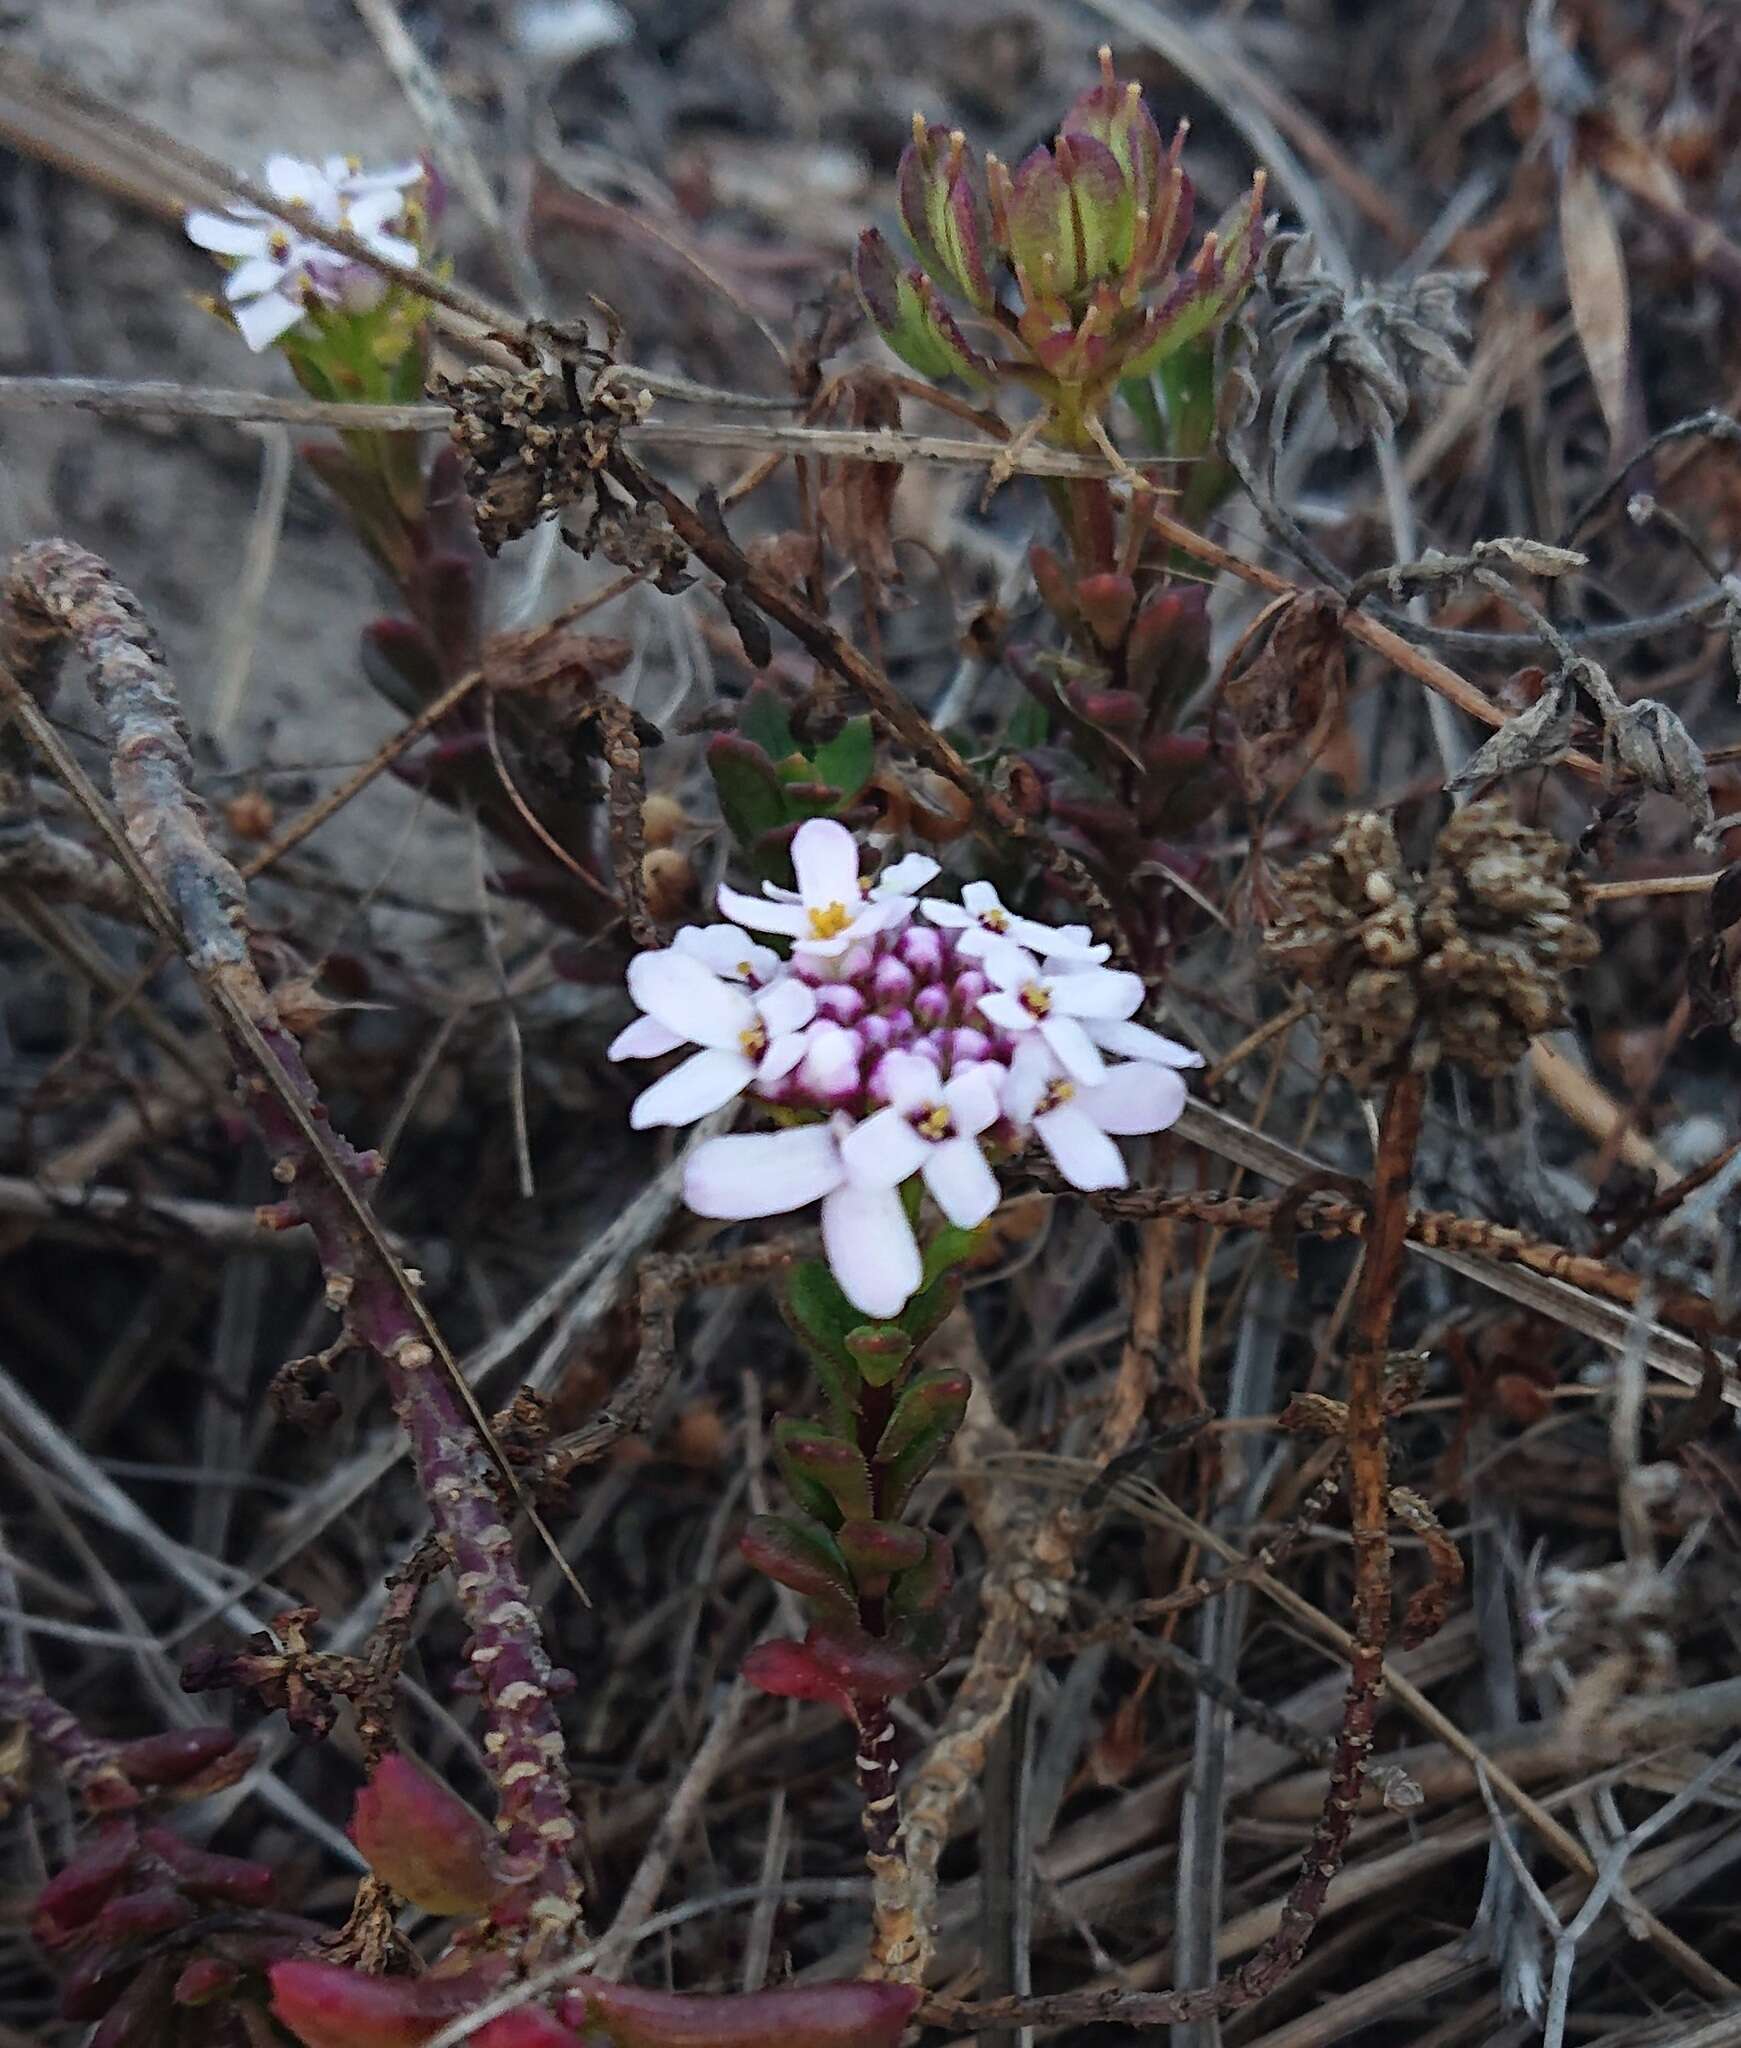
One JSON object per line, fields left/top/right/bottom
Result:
{"left": 1217, "top": 591, "right": 1346, "bottom": 803}
{"left": 817, "top": 374, "right": 905, "bottom": 607}
{"left": 1558, "top": 159, "right": 1633, "bottom": 450}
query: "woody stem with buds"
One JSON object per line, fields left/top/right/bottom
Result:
{"left": 0, "top": 539, "right": 584, "bottom": 1954}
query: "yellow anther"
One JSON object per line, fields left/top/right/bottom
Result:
{"left": 808, "top": 902, "right": 852, "bottom": 940}
{"left": 916, "top": 1105, "right": 953, "bottom": 1141}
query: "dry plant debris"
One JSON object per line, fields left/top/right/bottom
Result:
{"left": 3, "top": 7, "right": 1741, "bottom": 2048}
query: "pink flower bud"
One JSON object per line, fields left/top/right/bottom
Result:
{"left": 912, "top": 983, "right": 949, "bottom": 1029}
{"left": 895, "top": 926, "right": 943, "bottom": 978}
{"left": 870, "top": 956, "right": 914, "bottom": 1007}
{"left": 348, "top": 1755, "right": 502, "bottom": 1917}
{"left": 814, "top": 984, "right": 867, "bottom": 1026}
{"left": 951, "top": 969, "right": 990, "bottom": 1014}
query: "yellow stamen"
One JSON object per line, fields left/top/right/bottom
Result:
{"left": 982, "top": 908, "right": 1009, "bottom": 931}
{"left": 916, "top": 1105, "right": 953, "bottom": 1141}
{"left": 1021, "top": 982, "right": 1053, "bottom": 1018}
{"left": 808, "top": 902, "right": 851, "bottom": 940}
{"left": 1042, "top": 1080, "right": 1075, "bottom": 1113}
{"left": 739, "top": 1023, "right": 768, "bottom": 1057}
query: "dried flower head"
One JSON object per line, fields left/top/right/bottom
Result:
{"left": 1264, "top": 800, "right": 1597, "bottom": 1088}
{"left": 1256, "top": 236, "right": 1478, "bottom": 447}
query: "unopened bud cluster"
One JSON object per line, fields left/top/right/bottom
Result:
{"left": 855, "top": 50, "right": 1265, "bottom": 428}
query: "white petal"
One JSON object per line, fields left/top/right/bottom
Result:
{"left": 1082, "top": 1062, "right": 1187, "bottom": 1135}
{"left": 942, "top": 1064, "right": 1001, "bottom": 1137}
{"left": 264, "top": 154, "right": 333, "bottom": 209}
{"left": 922, "top": 1136, "right": 1000, "bottom": 1228}
{"left": 873, "top": 853, "right": 939, "bottom": 898}
{"left": 345, "top": 189, "right": 405, "bottom": 239}
{"left": 879, "top": 1049, "right": 942, "bottom": 1113}
{"left": 953, "top": 926, "right": 997, "bottom": 960}
{"left": 232, "top": 291, "right": 308, "bottom": 351}
{"left": 674, "top": 924, "right": 779, "bottom": 983}
{"left": 627, "top": 948, "right": 753, "bottom": 1050}
{"left": 756, "top": 1032, "right": 809, "bottom": 1084}
{"left": 224, "top": 255, "right": 292, "bottom": 301}
{"left": 789, "top": 817, "right": 861, "bottom": 907}
{"left": 630, "top": 1048, "right": 751, "bottom": 1128}
{"left": 1086, "top": 1018, "right": 1203, "bottom": 1066}
{"left": 608, "top": 1014, "right": 684, "bottom": 1061}
{"left": 1048, "top": 967, "right": 1145, "bottom": 1021}
{"left": 1001, "top": 1035, "right": 1055, "bottom": 1126}
{"left": 976, "top": 991, "right": 1036, "bottom": 1035}
{"left": 1010, "top": 915, "right": 1109, "bottom": 961}
{"left": 1039, "top": 1013, "right": 1108, "bottom": 1085}
{"left": 717, "top": 881, "right": 810, "bottom": 937}
{"left": 920, "top": 899, "right": 973, "bottom": 930}
{"left": 1037, "top": 1102, "right": 1127, "bottom": 1190}
{"left": 684, "top": 1125, "right": 844, "bottom": 1219}
{"left": 841, "top": 1106, "right": 929, "bottom": 1188}
{"left": 961, "top": 880, "right": 1003, "bottom": 915}
{"left": 185, "top": 211, "right": 265, "bottom": 256}
{"left": 365, "top": 230, "right": 419, "bottom": 269}
{"left": 980, "top": 938, "right": 1040, "bottom": 992}
{"left": 755, "top": 977, "right": 815, "bottom": 1038}
{"left": 821, "top": 1182, "right": 921, "bottom": 1316}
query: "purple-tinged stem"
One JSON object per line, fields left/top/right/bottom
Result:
{"left": 0, "top": 539, "right": 583, "bottom": 1951}
{"left": 0, "top": 1674, "right": 137, "bottom": 1812}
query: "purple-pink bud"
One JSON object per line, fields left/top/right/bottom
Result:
{"left": 951, "top": 968, "right": 990, "bottom": 1013}
{"left": 857, "top": 1014, "right": 896, "bottom": 1056}
{"left": 913, "top": 984, "right": 950, "bottom": 1029}
{"left": 951, "top": 1027, "right": 993, "bottom": 1065}
{"left": 871, "top": 956, "right": 915, "bottom": 1007}
{"left": 896, "top": 926, "right": 944, "bottom": 977}
{"left": 814, "top": 984, "right": 867, "bottom": 1026}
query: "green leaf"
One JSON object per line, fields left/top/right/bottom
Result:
{"left": 738, "top": 684, "right": 797, "bottom": 765}
{"left": 708, "top": 736, "right": 789, "bottom": 850}
{"left": 739, "top": 1515, "right": 857, "bottom": 1618}
{"left": 810, "top": 717, "right": 875, "bottom": 804}
{"left": 779, "top": 1261, "right": 864, "bottom": 1420}
{"left": 845, "top": 1322, "right": 914, "bottom": 1388}
{"left": 919, "top": 1224, "right": 980, "bottom": 1291}
{"left": 781, "top": 779, "right": 845, "bottom": 820}
{"left": 775, "top": 1419, "right": 874, "bottom": 1524}
{"left": 1005, "top": 696, "right": 1050, "bottom": 750}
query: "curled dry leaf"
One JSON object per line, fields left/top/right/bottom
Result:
{"left": 1217, "top": 590, "right": 1346, "bottom": 803}
{"left": 1558, "top": 157, "right": 1635, "bottom": 451}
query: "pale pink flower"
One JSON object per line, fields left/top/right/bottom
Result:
{"left": 610, "top": 948, "right": 814, "bottom": 1128}
{"left": 717, "top": 818, "right": 904, "bottom": 960}
{"left": 974, "top": 940, "right": 1144, "bottom": 1085}
{"left": 840, "top": 1051, "right": 1002, "bottom": 1229}
{"left": 922, "top": 880, "right": 1108, "bottom": 962}
{"left": 1002, "top": 1037, "right": 1187, "bottom": 1190}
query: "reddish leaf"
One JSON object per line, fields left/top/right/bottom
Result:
{"left": 349, "top": 1755, "right": 501, "bottom": 1916}
{"left": 270, "top": 1961, "right": 477, "bottom": 2048}
{"left": 580, "top": 1979, "right": 919, "bottom": 2048}
{"left": 31, "top": 1821, "right": 139, "bottom": 1948}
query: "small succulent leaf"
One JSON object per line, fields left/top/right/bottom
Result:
{"left": 1075, "top": 572, "right": 1137, "bottom": 651}
{"left": 844, "top": 1321, "right": 913, "bottom": 1387}
{"left": 873, "top": 1368, "right": 971, "bottom": 1513}
{"left": 809, "top": 717, "right": 875, "bottom": 804}
{"left": 583, "top": 1978, "right": 919, "bottom": 2048}
{"left": 780, "top": 1260, "right": 867, "bottom": 1397}
{"left": 475, "top": 2012, "right": 587, "bottom": 2048}
{"left": 31, "top": 1823, "right": 140, "bottom": 1950}
{"left": 895, "top": 126, "right": 951, "bottom": 281}
{"left": 889, "top": 1531, "right": 955, "bottom": 1616}
{"left": 919, "top": 1224, "right": 980, "bottom": 1290}
{"left": 269, "top": 1959, "right": 473, "bottom": 2048}
{"left": 740, "top": 1638, "right": 853, "bottom": 1711}
{"left": 738, "top": 1515, "right": 857, "bottom": 1612}
{"left": 1058, "top": 132, "right": 1134, "bottom": 286}
{"left": 348, "top": 1754, "right": 500, "bottom": 1916}
{"left": 736, "top": 683, "right": 798, "bottom": 763}
{"left": 773, "top": 1419, "right": 875, "bottom": 1523}
{"left": 139, "top": 1826, "right": 274, "bottom": 1908}
{"left": 1007, "top": 147, "right": 1075, "bottom": 297}
{"left": 837, "top": 1519, "right": 928, "bottom": 1580}
{"left": 941, "top": 151, "right": 1000, "bottom": 312}
{"left": 805, "top": 1623, "right": 929, "bottom": 1700}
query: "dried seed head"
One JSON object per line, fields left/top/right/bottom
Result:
{"left": 1264, "top": 800, "right": 1596, "bottom": 1087}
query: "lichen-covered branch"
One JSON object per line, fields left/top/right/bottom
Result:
{"left": 0, "top": 538, "right": 583, "bottom": 1951}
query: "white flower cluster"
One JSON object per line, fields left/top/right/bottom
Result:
{"left": 611, "top": 819, "right": 1199, "bottom": 1317}
{"left": 186, "top": 155, "right": 425, "bottom": 352}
